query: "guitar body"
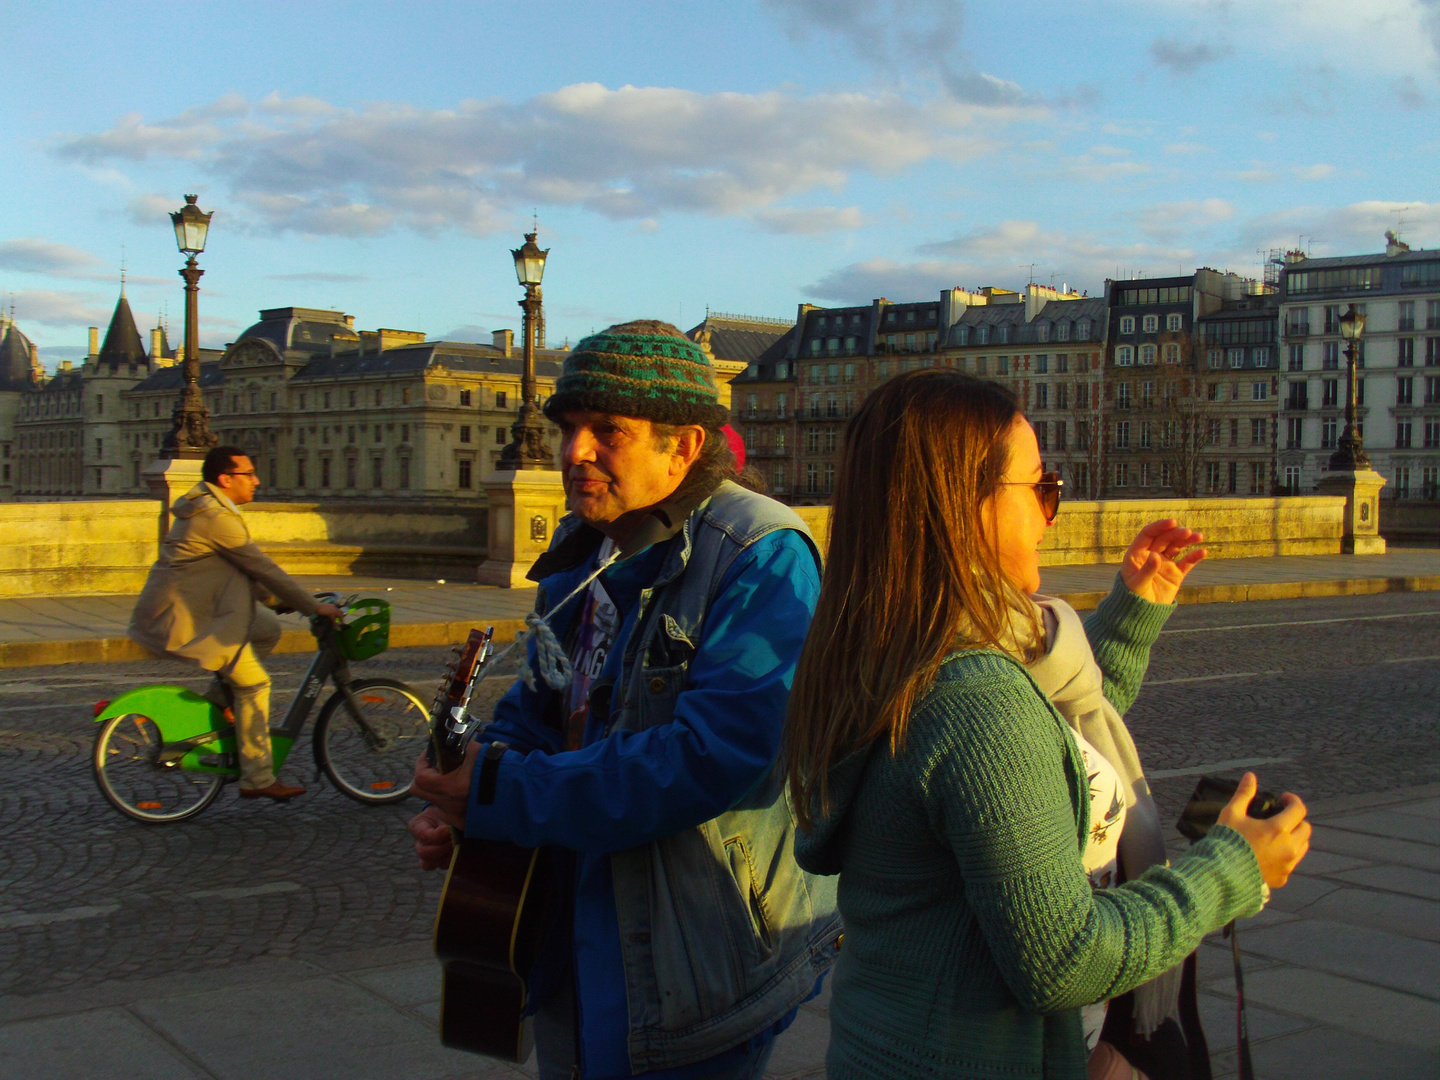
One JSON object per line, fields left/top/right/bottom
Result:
{"left": 434, "top": 839, "right": 553, "bottom": 1059}
{"left": 427, "top": 629, "right": 552, "bottom": 1061}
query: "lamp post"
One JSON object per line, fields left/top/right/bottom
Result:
{"left": 159, "top": 194, "right": 218, "bottom": 459}
{"left": 497, "top": 230, "right": 555, "bottom": 470}
{"left": 1328, "top": 303, "right": 1370, "bottom": 471}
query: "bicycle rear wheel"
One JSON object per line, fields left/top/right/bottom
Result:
{"left": 93, "top": 714, "right": 225, "bottom": 823}
{"left": 314, "top": 678, "right": 429, "bottom": 804}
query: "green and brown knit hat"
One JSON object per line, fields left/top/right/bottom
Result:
{"left": 543, "top": 320, "right": 730, "bottom": 429}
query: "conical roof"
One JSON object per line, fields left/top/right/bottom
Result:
{"left": 0, "top": 323, "right": 36, "bottom": 390}
{"left": 98, "top": 292, "right": 147, "bottom": 367}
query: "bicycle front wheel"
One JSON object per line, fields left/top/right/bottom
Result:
{"left": 314, "top": 678, "right": 429, "bottom": 804}
{"left": 93, "top": 714, "right": 225, "bottom": 823}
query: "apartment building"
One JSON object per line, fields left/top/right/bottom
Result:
{"left": 1278, "top": 233, "right": 1440, "bottom": 500}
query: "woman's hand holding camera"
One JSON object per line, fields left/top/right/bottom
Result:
{"left": 1218, "top": 772, "right": 1311, "bottom": 889}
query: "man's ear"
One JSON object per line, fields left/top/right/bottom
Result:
{"left": 670, "top": 426, "right": 706, "bottom": 474}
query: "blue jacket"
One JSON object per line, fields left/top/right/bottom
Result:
{"left": 465, "top": 481, "right": 842, "bottom": 1077}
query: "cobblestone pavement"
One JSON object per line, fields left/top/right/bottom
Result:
{"left": 0, "top": 645, "right": 520, "bottom": 1002}
{"left": 0, "top": 591, "right": 1436, "bottom": 1059}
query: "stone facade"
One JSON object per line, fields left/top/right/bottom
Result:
{"left": 1277, "top": 235, "right": 1440, "bottom": 503}
{"left": 0, "top": 301, "right": 565, "bottom": 503}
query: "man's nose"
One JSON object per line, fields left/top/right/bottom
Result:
{"left": 563, "top": 431, "right": 596, "bottom": 464}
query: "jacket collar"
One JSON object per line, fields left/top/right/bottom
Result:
{"left": 527, "top": 478, "right": 720, "bottom": 584}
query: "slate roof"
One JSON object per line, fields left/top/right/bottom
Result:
{"left": 690, "top": 316, "right": 797, "bottom": 382}
{"left": 291, "top": 341, "right": 565, "bottom": 382}
{"left": 947, "top": 296, "right": 1106, "bottom": 347}
{"left": 98, "top": 293, "right": 148, "bottom": 368}
{"left": 131, "top": 361, "right": 226, "bottom": 392}
{"left": 0, "top": 324, "right": 36, "bottom": 391}
{"left": 236, "top": 307, "right": 360, "bottom": 357}
{"left": 1282, "top": 247, "right": 1437, "bottom": 270}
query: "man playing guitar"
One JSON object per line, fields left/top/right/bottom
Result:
{"left": 409, "top": 321, "right": 840, "bottom": 1080}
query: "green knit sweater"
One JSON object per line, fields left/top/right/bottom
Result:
{"left": 794, "top": 583, "right": 1264, "bottom": 1079}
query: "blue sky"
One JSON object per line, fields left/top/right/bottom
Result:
{"left": 2, "top": 0, "right": 1438, "bottom": 365}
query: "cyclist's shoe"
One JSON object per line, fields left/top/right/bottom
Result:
{"left": 240, "top": 782, "right": 307, "bottom": 802}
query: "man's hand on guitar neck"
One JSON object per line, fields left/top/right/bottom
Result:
{"left": 407, "top": 742, "right": 479, "bottom": 870}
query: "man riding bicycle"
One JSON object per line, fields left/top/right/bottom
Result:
{"left": 129, "top": 445, "right": 343, "bottom": 802}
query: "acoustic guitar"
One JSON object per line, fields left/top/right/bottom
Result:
{"left": 428, "top": 628, "right": 553, "bottom": 1061}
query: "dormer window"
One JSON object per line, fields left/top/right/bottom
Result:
{"left": 1037, "top": 323, "right": 1050, "bottom": 343}
{"left": 997, "top": 326, "right": 1010, "bottom": 344}
{"left": 1076, "top": 319, "right": 1090, "bottom": 340}
{"left": 1057, "top": 322, "right": 1071, "bottom": 341}
{"left": 976, "top": 326, "right": 990, "bottom": 345}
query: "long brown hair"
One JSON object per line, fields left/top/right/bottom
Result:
{"left": 785, "top": 370, "right": 1027, "bottom": 827}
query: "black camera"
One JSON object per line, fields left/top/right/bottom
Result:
{"left": 1176, "top": 775, "right": 1282, "bottom": 842}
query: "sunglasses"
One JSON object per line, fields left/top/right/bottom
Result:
{"left": 999, "top": 471, "right": 1063, "bottom": 524}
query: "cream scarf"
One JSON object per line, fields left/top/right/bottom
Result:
{"left": 1025, "top": 594, "right": 1181, "bottom": 1036}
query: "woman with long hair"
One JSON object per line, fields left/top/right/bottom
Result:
{"left": 786, "top": 370, "right": 1309, "bottom": 1079}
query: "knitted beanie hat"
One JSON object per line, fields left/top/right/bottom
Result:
{"left": 542, "top": 320, "right": 730, "bottom": 429}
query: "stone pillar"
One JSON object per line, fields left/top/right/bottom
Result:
{"left": 143, "top": 457, "right": 205, "bottom": 545}
{"left": 1316, "top": 468, "right": 1387, "bottom": 554}
{"left": 477, "top": 470, "right": 566, "bottom": 588}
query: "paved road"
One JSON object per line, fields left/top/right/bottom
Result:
{"left": 1, "top": 590, "right": 1436, "bottom": 1006}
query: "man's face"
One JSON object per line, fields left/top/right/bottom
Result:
{"left": 216, "top": 454, "right": 261, "bottom": 505}
{"left": 557, "top": 411, "right": 695, "bottom": 536}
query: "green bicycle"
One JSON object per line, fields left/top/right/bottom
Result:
{"left": 92, "top": 594, "right": 429, "bottom": 823}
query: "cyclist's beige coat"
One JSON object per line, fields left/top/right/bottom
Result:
{"left": 129, "top": 482, "right": 320, "bottom": 672}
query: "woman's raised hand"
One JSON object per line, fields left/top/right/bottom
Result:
{"left": 1218, "top": 773, "right": 1311, "bottom": 889}
{"left": 1119, "top": 518, "right": 1206, "bottom": 604}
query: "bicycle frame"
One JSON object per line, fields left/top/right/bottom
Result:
{"left": 93, "top": 620, "right": 379, "bottom": 779}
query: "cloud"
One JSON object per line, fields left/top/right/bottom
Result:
{"left": 1150, "top": 37, "right": 1232, "bottom": 75}
{"left": 761, "top": 0, "right": 1042, "bottom": 106}
{"left": 752, "top": 205, "right": 868, "bottom": 234}
{"left": 1135, "top": 199, "right": 1235, "bottom": 243}
{"left": 1224, "top": 165, "right": 1277, "bottom": 184}
{"left": 0, "top": 238, "right": 104, "bottom": 277}
{"left": 802, "top": 219, "right": 1192, "bottom": 302}
{"left": 1163, "top": 142, "right": 1211, "bottom": 155}
{"left": 55, "top": 87, "right": 1029, "bottom": 238}
{"left": 1234, "top": 199, "right": 1440, "bottom": 257}
{"left": 127, "top": 193, "right": 182, "bottom": 226}
{"left": 1292, "top": 164, "right": 1335, "bottom": 181}
{"left": 1393, "top": 75, "right": 1429, "bottom": 108}
{"left": 264, "top": 271, "right": 369, "bottom": 283}
{"left": 8, "top": 289, "right": 113, "bottom": 328}
{"left": 1067, "top": 157, "right": 1150, "bottom": 183}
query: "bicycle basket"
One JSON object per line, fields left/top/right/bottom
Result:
{"left": 337, "top": 599, "right": 390, "bottom": 660}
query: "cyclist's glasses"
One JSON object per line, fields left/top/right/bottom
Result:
{"left": 1000, "top": 471, "right": 1063, "bottom": 524}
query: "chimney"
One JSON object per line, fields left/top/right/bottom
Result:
{"left": 493, "top": 328, "right": 513, "bottom": 357}
{"left": 1385, "top": 230, "right": 1411, "bottom": 257}
{"left": 89, "top": 327, "right": 99, "bottom": 356}
{"left": 344, "top": 314, "right": 355, "bottom": 329}
{"left": 150, "top": 327, "right": 163, "bottom": 362}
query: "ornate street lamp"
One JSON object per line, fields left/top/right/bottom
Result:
{"left": 497, "top": 229, "right": 554, "bottom": 470}
{"left": 1328, "top": 303, "right": 1369, "bottom": 470}
{"left": 159, "top": 194, "right": 218, "bottom": 458}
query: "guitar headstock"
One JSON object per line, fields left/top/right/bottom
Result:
{"left": 428, "top": 629, "right": 492, "bottom": 775}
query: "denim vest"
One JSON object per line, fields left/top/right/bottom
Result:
{"left": 538, "top": 481, "right": 842, "bottom": 1073}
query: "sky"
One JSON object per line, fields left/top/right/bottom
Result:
{"left": 2, "top": 0, "right": 1438, "bottom": 366}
